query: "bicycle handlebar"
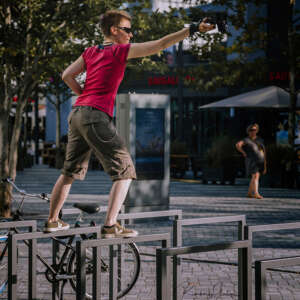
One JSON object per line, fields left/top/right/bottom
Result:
{"left": 2, "top": 178, "right": 50, "bottom": 202}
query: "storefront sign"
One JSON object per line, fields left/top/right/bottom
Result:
{"left": 148, "top": 75, "right": 195, "bottom": 86}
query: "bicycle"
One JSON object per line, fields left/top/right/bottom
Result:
{"left": 0, "top": 178, "right": 141, "bottom": 299}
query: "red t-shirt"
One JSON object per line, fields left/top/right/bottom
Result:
{"left": 74, "top": 43, "right": 130, "bottom": 117}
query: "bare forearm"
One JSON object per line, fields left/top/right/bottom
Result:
{"left": 128, "top": 21, "right": 215, "bottom": 59}
{"left": 159, "top": 28, "right": 189, "bottom": 50}
{"left": 63, "top": 77, "right": 82, "bottom": 96}
{"left": 61, "top": 56, "right": 85, "bottom": 96}
{"left": 128, "top": 28, "right": 189, "bottom": 58}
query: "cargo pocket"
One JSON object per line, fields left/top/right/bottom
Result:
{"left": 91, "top": 120, "right": 117, "bottom": 143}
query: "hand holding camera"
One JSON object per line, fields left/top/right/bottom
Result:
{"left": 199, "top": 17, "right": 216, "bottom": 33}
{"left": 190, "top": 15, "right": 227, "bottom": 36}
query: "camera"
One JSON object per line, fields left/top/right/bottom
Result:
{"left": 188, "top": 6, "right": 228, "bottom": 35}
{"left": 203, "top": 14, "right": 228, "bottom": 34}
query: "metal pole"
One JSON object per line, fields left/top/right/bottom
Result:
{"left": 52, "top": 239, "right": 59, "bottom": 300}
{"left": 8, "top": 235, "right": 17, "bottom": 300}
{"left": 173, "top": 219, "right": 182, "bottom": 300}
{"left": 238, "top": 219, "right": 246, "bottom": 300}
{"left": 156, "top": 249, "right": 169, "bottom": 300}
{"left": 109, "top": 245, "right": 118, "bottom": 300}
{"left": 177, "top": 41, "right": 184, "bottom": 141}
{"left": 29, "top": 235, "right": 37, "bottom": 299}
{"left": 34, "top": 95, "right": 39, "bottom": 164}
{"left": 93, "top": 231, "right": 102, "bottom": 300}
{"left": 238, "top": 246, "right": 251, "bottom": 300}
{"left": 255, "top": 261, "right": 265, "bottom": 300}
{"left": 244, "top": 226, "right": 253, "bottom": 300}
{"left": 92, "top": 246, "right": 101, "bottom": 300}
{"left": 76, "top": 241, "right": 86, "bottom": 300}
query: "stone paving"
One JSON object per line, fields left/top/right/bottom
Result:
{"left": 1, "top": 165, "right": 300, "bottom": 299}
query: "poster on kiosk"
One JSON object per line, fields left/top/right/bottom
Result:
{"left": 116, "top": 93, "right": 170, "bottom": 213}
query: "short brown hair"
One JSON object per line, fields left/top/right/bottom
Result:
{"left": 247, "top": 123, "right": 259, "bottom": 134}
{"left": 100, "top": 10, "right": 131, "bottom": 37}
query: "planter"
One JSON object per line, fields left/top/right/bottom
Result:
{"left": 202, "top": 164, "right": 236, "bottom": 185}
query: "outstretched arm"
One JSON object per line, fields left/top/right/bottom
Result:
{"left": 127, "top": 20, "right": 215, "bottom": 59}
{"left": 62, "top": 56, "right": 85, "bottom": 96}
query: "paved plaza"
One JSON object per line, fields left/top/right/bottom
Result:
{"left": 3, "top": 165, "right": 300, "bottom": 299}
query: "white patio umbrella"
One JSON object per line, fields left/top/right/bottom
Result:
{"left": 199, "top": 86, "right": 300, "bottom": 109}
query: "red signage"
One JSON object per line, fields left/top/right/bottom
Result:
{"left": 12, "top": 96, "right": 35, "bottom": 103}
{"left": 269, "top": 71, "right": 290, "bottom": 81}
{"left": 148, "top": 75, "right": 195, "bottom": 86}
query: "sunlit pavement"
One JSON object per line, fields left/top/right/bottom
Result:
{"left": 7, "top": 165, "right": 300, "bottom": 299}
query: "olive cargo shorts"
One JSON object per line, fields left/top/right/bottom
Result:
{"left": 62, "top": 106, "right": 137, "bottom": 181}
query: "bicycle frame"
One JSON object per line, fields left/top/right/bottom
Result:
{"left": 0, "top": 179, "right": 84, "bottom": 289}
{"left": 1, "top": 178, "right": 141, "bottom": 300}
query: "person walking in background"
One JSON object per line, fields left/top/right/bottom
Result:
{"left": 44, "top": 10, "right": 215, "bottom": 235}
{"left": 236, "top": 123, "right": 267, "bottom": 199}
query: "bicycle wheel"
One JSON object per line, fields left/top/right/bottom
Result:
{"left": 0, "top": 236, "right": 8, "bottom": 298}
{"left": 67, "top": 242, "right": 140, "bottom": 299}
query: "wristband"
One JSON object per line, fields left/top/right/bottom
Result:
{"left": 189, "top": 21, "right": 200, "bottom": 36}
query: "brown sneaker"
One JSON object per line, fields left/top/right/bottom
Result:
{"left": 44, "top": 219, "right": 70, "bottom": 233}
{"left": 101, "top": 222, "right": 138, "bottom": 238}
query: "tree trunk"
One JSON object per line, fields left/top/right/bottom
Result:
{"left": 0, "top": 61, "right": 13, "bottom": 217}
{"left": 23, "top": 104, "right": 29, "bottom": 157}
{"left": 55, "top": 102, "right": 63, "bottom": 169}
{"left": 9, "top": 100, "right": 26, "bottom": 179}
{"left": 0, "top": 111, "right": 11, "bottom": 217}
{"left": 56, "top": 103, "right": 61, "bottom": 149}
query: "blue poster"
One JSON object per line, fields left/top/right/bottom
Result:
{"left": 135, "top": 108, "right": 165, "bottom": 180}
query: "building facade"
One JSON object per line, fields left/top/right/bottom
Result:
{"left": 119, "top": 0, "right": 299, "bottom": 157}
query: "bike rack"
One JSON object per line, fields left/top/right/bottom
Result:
{"left": 172, "top": 215, "right": 247, "bottom": 300}
{"left": 245, "top": 222, "right": 300, "bottom": 300}
{"left": 61, "top": 205, "right": 124, "bottom": 216}
{"left": 5, "top": 209, "right": 181, "bottom": 300}
{"left": 0, "top": 221, "right": 37, "bottom": 299}
{"left": 116, "top": 209, "right": 182, "bottom": 295}
{"left": 117, "top": 209, "right": 182, "bottom": 235}
{"left": 156, "top": 240, "right": 251, "bottom": 300}
{"left": 255, "top": 256, "right": 300, "bottom": 300}
{"left": 7, "top": 226, "right": 102, "bottom": 300}
{"left": 0, "top": 220, "right": 36, "bottom": 232}
{"left": 76, "top": 233, "right": 171, "bottom": 300}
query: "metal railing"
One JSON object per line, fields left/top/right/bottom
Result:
{"left": 5, "top": 213, "right": 300, "bottom": 300}
{"left": 76, "top": 233, "right": 171, "bottom": 300}
{"left": 61, "top": 205, "right": 120, "bottom": 216}
{"left": 0, "top": 220, "right": 37, "bottom": 299}
{"left": 6, "top": 209, "right": 181, "bottom": 300}
{"left": 245, "top": 222, "right": 300, "bottom": 300}
{"left": 172, "top": 215, "right": 247, "bottom": 300}
{"left": 156, "top": 240, "right": 251, "bottom": 300}
{"left": 8, "top": 226, "right": 102, "bottom": 300}
{"left": 0, "top": 220, "right": 36, "bottom": 232}
{"left": 255, "top": 256, "right": 300, "bottom": 300}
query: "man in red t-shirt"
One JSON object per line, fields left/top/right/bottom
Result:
{"left": 44, "top": 10, "right": 214, "bottom": 236}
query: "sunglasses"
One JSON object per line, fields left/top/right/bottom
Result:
{"left": 249, "top": 128, "right": 257, "bottom": 132}
{"left": 117, "top": 26, "right": 132, "bottom": 34}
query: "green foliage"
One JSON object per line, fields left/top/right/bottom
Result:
{"left": 180, "top": 0, "right": 298, "bottom": 92}
{"left": 205, "top": 135, "right": 237, "bottom": 168}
